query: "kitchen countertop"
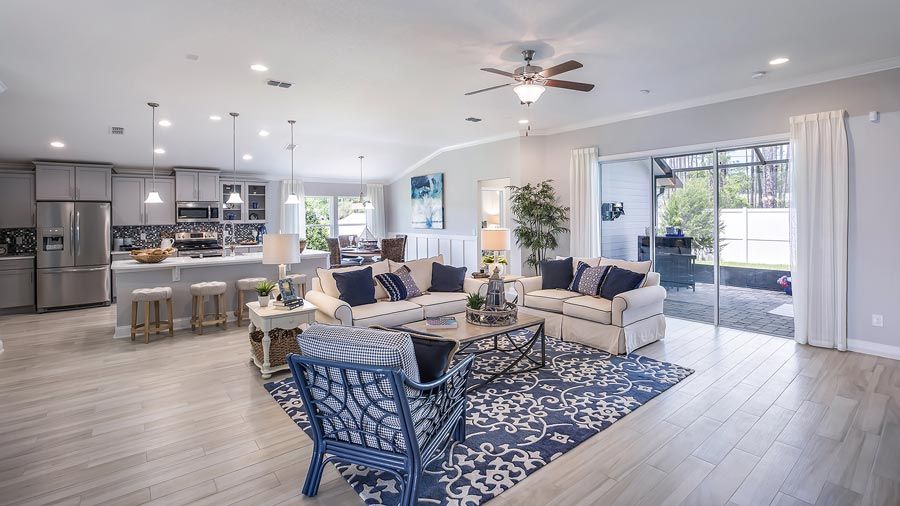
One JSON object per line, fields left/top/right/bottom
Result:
{"left": 111, "top": 250, "right": 328, "bottom": 272}
{"left": 0, "top": 255, "right": 35, "bottom": 260}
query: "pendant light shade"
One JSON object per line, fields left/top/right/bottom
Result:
{"left": 227, "top": 112, "right": 244, "bottom": 205}
{"left": 284, "top": 119, "right": 299, "bottom": 205}
{"left": 355, "top": 155, "right": 374, "bottom": 211}
{"left": 144, "top": 102, "right": 164, "bottom": 204}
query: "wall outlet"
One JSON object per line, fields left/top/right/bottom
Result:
{"left": 871, "top": 314, "right": 884, "bottom": 327}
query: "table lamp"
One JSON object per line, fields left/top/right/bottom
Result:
{"left": 263, "top": 233, "right": 301, "bottom": 280}
{"left": 481, "top": 228, "right": 511, "bottom": 272}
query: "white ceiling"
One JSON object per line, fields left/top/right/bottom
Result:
{"left": 1, "top": 0, "right": 899, "bottom": 183}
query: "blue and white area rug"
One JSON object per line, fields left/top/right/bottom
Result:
{"left": 265, "top": 331, "right": 693, "bottom": 505}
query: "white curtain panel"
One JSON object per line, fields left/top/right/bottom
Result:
{"left": 569, "top": 146, "right": 601, "bottom": 257}
{"left": 366, "top": 183, "right": 386, "bottom": 238}
{"left": 279, "top": 180, "right": 306, "bottom": 235}
{"left": 789, "top": 110, "right": 849, "bottom": 350}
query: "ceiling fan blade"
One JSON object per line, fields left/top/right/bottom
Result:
{"left": 480, "top": 67, "right": 515, "bottom": 78}
{"left": 464, "top": 83, "right": 512, "bottom": 96}
{"left": 539, "top": 60, "right": 583, "bottom": 78}
{"left": 544, "top": 79, "right": 595, "bottom": 92}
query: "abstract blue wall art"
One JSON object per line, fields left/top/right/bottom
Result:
{"left": 411, "top": 173, "right": 444, "bottom": 229}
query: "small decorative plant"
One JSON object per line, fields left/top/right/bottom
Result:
{"left": 481, "top": 254, "right": 496, "bottom": 265}
{"left": 465, "top": 292, "right": 485, "bottom": 310}
{"left": 256, "top": 280, "right": 276, "bottom": 296}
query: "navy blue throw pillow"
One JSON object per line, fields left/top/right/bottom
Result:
{"left": 333, "top": 266, "right": 376, "bottom": 306}
{"left": 430, "top": 263, "right": 467, "bottom": 292}
{"left": 541, "top": 257, "right": 573, "bottom": 289}
{"left": 598, "top": 266, "right": 645, "bottom": 299}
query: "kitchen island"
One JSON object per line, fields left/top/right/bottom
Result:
{"left": 110, "top": 250, "right": 328, "bottom": 338}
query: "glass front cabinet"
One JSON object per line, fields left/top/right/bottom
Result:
{"left": 221, "top": 181, "right": 268, "bottom": 223}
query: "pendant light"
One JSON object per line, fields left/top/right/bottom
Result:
{"left": 353, "top": 155, "right": 375, "bottom": 210}
{"left": 144, "top": 102, "right": 164, "bottom": 204}
{"left": 226, "top": 112, "right": 244, "bottom": 205}
{"left": 284, "top": 119, "right": 300, "bottom": 204}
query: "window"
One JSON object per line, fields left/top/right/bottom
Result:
{"left": 337, "top": 196, "right": 367, "bottom": 237}
{"left": 304, "top": 196, "right": 332, "bottom": 251}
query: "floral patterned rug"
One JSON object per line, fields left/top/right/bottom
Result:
{"left": 265, "top": 330, "right": 693, "bottom": 505}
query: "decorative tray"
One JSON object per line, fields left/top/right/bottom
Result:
{"left": 465, "top": 302, "right": 518, "bottom": 327}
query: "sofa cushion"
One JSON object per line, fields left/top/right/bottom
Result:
{"left": 569, "top": 261, "right": 611, "bottom": 295}
{"left": 599, "top": 266, "right": 646, "bottom": 300}
{"left": 524, "top": 289, "right": 581, "bottom": 313}
{"left": 557, "top": 255, "right": 601, "bottom": 274}
{"left": 351, "top": 300, "right": 424, "bottom": 327}
{"left": 407, "top": 292, "right": 468, "bottom": 317}
{"left": 430, "top": 263, "right": 467, "bottom": 292}
{"left": 297, "top": 324, "right": 420, "bottom": 382}
{"left": 563, "top": 296, "right": 613, "bottom": 325}
{"left": 541, "top": 257, "right": 573, "bottom": 289}
{"left": 389, "top": 254, "right": 443, "bottom": 292}
{"left": 599, "top": 257, "right": 652, "bottom": 275}
{"left": 317, "top": 260, "right": 389, "bottom": 299}
{"left": 333, "top": 267, "right": 377, "bottom": 307}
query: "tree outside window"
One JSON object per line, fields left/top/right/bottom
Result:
{"left": 304, "top": 196, "right": 331, "bottom": 251}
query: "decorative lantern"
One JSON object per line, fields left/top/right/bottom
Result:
{"left": 485, "top": 267, "right": 505, "bottom": 310}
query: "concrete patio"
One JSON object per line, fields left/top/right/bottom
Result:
{"left": 663, "top": 282, "right": 795, "bottom": 338}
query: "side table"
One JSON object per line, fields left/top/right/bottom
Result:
{"left": 246, "top": 301, "right": 317, "bottom": 379}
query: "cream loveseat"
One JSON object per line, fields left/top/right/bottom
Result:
{"left": 305, "top": 255, "right": 484, "bottom": 327}
{"left": 514, "top": 257, "right": 667, "bottom": 355}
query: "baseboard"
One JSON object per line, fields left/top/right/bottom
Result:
{"left": 847, "top": 339, "right": 900, "bottom": 361}
{"left": 113, "top": 314, "right": 244, "bottom": 339}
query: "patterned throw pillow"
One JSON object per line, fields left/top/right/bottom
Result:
{"left": 569, "top": 261, "right": 611, "bottom": 295}
{"left": 375, "top": 266, "right": 422, "bottom": 301}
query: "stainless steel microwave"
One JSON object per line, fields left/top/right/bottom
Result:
{"left": 176, "top": 202, "right": 221, "bottom": 222}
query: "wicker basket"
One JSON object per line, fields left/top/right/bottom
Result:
{"left": 250, "top": 327, "right": 302, "bottom": 367}
{"left": 129, "top": 248, "right": 176, "bottom": 264}
{"left": 465, "top": 302, "right": 518, "bottom": 327}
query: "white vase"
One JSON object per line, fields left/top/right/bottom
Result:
{"left": 258, "top": 294, "right": 270, "bottom": 307}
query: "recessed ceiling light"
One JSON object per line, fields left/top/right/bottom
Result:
{"left": 209, "top": 115, "right": 222, "bottom": 121}
{"left": 250, "top": 64, "right": 268, "bottom": 72}
{"left": 751, "top": 71, "right": 768, "bottom": 80}
{"left": 158, "top": 119, "right": 171, "bottom": 127}
{"left": 50, "top": 141, "right": 65, "bottom": 148}
{"left": 258, "top": 129, "right": 270, "bottom": 137}
{"left": 518, "top": 119, "right": 529, "bottom": 125}
{"left": 769, "top": 57, "right": 790, "bottom": 65}
{"left": 154, "top": 148, "right": 165, "bottom": 154}
{"left": 242, "top": 154, "right": 253, "bottom": 160}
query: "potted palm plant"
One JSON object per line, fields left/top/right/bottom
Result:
{"left": 507, "top": 180, "right": 569, "bottom": 274}
{"left": 256, "top": 280, "right": 276, "bottom": 307}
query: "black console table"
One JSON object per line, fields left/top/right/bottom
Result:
{"left": 638, "top": 235, "right": 696, "bottom": 290}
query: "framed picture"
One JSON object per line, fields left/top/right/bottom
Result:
{"left": 411, "top": 173, "right": 444, "bottom": 229}
{"left": 277, "top": 278, "right": 303, "bottom": 308}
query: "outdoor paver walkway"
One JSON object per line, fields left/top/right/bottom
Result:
{"left": 663, "top": 283, "right": 795, "bottom": 338}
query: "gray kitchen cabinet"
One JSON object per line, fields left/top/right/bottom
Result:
{"left": 174, "top": 169, "right": 219, "bottom": 202}
{"left": 74, "top": 166, "right": 112, "bottom": 201}
{"left": 144, "top": 178, "right": 175, "bottom": 225}
{"left": 0, "top": 258, "right": 34, "bottom": 309}
{"left": 0, "top": 172, "right": 36, "bottom": 228}
{"left": 35, "top": 164, "right": 76, "bottom": 200}
{"left": 112, "top": 176, "right": 176, "bottom": 225}
{"left": 198, "top": 172, "right": 219, "bottom": 201}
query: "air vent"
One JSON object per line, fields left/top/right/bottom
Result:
{"left": 266, "top": 79, "right": 293, "bottom": 89}
{"left": 465, "top": 117, "right": 482, "bottom": 122}
{"left": 109, "top": 126, "right": 125, "bottom": 135}
{"left": 284, "top": 143, "right": 297, "bottom": 151}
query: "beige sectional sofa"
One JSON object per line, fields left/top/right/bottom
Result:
{"left": 305, "top": 255, "right": 484, "bottom": 327}
{"left": 514, "top": 257, "right": 667, "bottom": 355}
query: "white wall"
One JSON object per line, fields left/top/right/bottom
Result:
{"left": 600, "top": 159, "right": 652, "bottom": 261}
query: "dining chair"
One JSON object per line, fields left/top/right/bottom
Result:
{"left": 327, "top": 237, "right": 362, "bottom": 268}
{"left": 380, "top": 237, "right": 406, "bottom": 262}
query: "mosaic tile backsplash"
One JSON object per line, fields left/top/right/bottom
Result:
{"left": 112, "top": 223, "right": 264, "bottom": 249}
{"left": 0, "top": 228, "right": 37, "bottom": 255}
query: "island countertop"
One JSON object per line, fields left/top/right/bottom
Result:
{"left": 111, "top": 250, "right": 328, "bottom": 272}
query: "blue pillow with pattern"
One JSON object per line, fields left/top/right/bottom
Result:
{"left": 375, "top": 266, "right": 422, "bottom": 301}
{"left": 569, "top": 261, "right": 611, "bottom": 296}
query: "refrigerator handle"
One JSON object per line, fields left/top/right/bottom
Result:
{"left": 75, "top": 209, "right": 81, "bottom": 258}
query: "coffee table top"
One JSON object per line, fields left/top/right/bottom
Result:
{"left": 402, "top": 311, "right": 544, "bottom": 344}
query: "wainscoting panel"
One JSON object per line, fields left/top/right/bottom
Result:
{"left": 391, "top": 232, "right": 479, "bottom": 273}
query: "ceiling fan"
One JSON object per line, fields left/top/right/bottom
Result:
{"left": 465, "top": 49, "right": 595, "bottom": 105}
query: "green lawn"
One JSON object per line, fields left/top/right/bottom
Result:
{"left": 695, "top": 259, "right": 790, "bottom": 271}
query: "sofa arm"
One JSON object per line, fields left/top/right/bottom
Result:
{"left": 304, "top": 290, "right": 352, "bottom": 325}
{"left": 611, "top": 285, "right": 667, "bottom": 326}
{"left": 463, "top": 277, "right": 485, "bottom": 295}
{"left": 514, "top": 276, "right": 543, "bottom": 305}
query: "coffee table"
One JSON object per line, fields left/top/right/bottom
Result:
{"left": 402, "top": 311, "right": 546, "bottom": 391}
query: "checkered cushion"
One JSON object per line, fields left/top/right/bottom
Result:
{"left": 569, "top": 261, "right": 611, "bottom": 295}
{"left": 374, "top": 265, "right": 422, "bottom": 301}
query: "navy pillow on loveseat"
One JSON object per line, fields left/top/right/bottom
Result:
{"left": 430, "top": 263, "right": 467, "bottom": 292}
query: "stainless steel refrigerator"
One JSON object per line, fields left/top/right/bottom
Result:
{"left": 36, "top": 201, "right": 111, "bottom": 312}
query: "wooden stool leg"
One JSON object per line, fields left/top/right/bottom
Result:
{"left": 214, "top": 295, "right": 220, "bottom": 328}
{"left": 221, "top": 294, "right": 227, "bottom": 330}
{"left": 198, "top": 296, "right": 205, "bottom": 335}
{"left": 130, "top": 301, "right": 138, "bottom": 341}
{"left": 167, "top": 298, "right": 174, "bottom": 336}
{"left": 236, "top": 290, "right": 243, "bottom": 326}
{"left": 191, "top": 296, "right": 197, "bottom": 331}
{"left": 154, "top": 301, "right": 161, "bottom": 335}
{"left": 143, "top": 302, "right": 151, "bottom": 344}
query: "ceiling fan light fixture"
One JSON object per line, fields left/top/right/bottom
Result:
{"left": 514, "top": 83, "right": 545, "bottom": 104}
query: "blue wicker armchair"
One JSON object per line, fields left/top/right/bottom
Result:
{"left": 287, "top": 325, "right": 474, "bottom": 506}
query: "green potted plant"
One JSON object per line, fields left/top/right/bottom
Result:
{"left": 465, "top": 292, "right": 485, "bottom": 310}
{"left": 507, "top": 180, "right": 569, "bottom": 274}
{"left": 256, "top": 280, "right": 276, "bottom": 307}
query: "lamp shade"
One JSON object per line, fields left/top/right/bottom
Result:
{"left": 263, "top": 233, "right": 301, "bottom": 265}
{"left": 481, "top": 228, "right": 511, "bottom": 251}
{"left": 513, "top": 83, "right": 545, "bottom": 104}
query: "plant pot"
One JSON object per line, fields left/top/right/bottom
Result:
{"left": 258, "top": 294, "right": 270, "bottom": 307}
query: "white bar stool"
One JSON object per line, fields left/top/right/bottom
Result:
{"left": 130, "top": 287, "right": 174, "bottom": 343}
{"left": 236, "top": 277, "right": 268, "bottom": 325}
{"left": 190, "top": 281, "right": 227, "bottom": 334}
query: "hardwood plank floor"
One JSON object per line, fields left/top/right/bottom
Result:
{"left": 0, "top": 306, "right": 898, "bottom": 505}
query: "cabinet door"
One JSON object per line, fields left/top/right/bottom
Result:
{"left": 175, "top": 171, "right": 198, "bottom": 201}
{"left": 246, "top": 182, "right": 267, "bottom": 223}
{"left": 35, "top": 165, "right": 76, "bottom": 200}
{"left": 112, "top": 177, "right": 145, "bottom": 225}
{"left": 222, "top": 182, "right": 243, "bottom": 222}
{"left": 197, "top": 172, "right": 219, "bottom": 202}
{"left": 0, "top": 269, "right": 34, "bottom": 308}
{"left": 144, "top": 179, "right": 175, "bottom": 225}
{"left": 75, "top": 167, "right": 112, "bottom": 201}
{"left": 0, "top": 173, "right": 36, "bottom": 228}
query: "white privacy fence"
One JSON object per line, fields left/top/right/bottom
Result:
{"left": 719, "top": 208, "right": 790, "bottom": 265}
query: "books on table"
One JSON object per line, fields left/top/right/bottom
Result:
{"left": 425, "top": 316, "right": 458, "bottom": 330}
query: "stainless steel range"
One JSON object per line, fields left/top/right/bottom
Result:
{"left": 173, "top": 232, "right": 223, "bottom": 258}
